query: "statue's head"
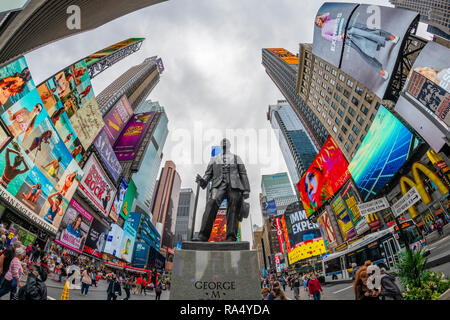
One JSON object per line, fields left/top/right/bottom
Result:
{"left": 221, "top": 138, "right": 230, "bottom": 153}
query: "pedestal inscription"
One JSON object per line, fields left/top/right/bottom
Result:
{"left": 170, "top": 247, "right": 260, "bottom": 300}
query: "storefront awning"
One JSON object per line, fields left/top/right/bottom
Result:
{"left": 124, "top": 266, "right": 150, "bottom": 274}
{"left": 105, "top": 261, "right": 124, "bottom": 270}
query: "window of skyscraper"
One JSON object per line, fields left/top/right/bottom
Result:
{"left": 338, "top": 134, "right": 344, "bottom": 142}
{"left": 331, "top": 102, "right": 337, "bottom": 110}
{"left": 345, "top": 116, "right": 352, "bottom": 126}
{"left": 348, "top": 134, "right": 355, "bottom": 144}
{"left": 355, "top": 85, "right": 363, "bottom": 96}
{"left": 356, "top": 115, "right": 364, "bottom": 126}
{"left": 351, "top": 97, "right": 359, "bottom": 107}
{"left": 332, "top": 69, "right": 337, "bottom": 76}
{"left": 335, "top": 117, "right": 341, "bottom": 125}
{"left": 343, "top": 89, "right": 350, "bottom": 98}
{"left": 365, "top": 92, "right": 374, "bottom": 104}
{"left": 337, "top": 108, "right": 344, "bottom": 117}
{"left": 339, "top": 74, "right": 345, "bottom": 82}
{"left": 346, "top": 79, "right": 354, "bottom": 88}
{"left": 336, "top": 84, "right": 343, "bottom": 92}
{"left": 348, "top": 106, "right": 355, "bottom": 117}
{"left": 342, "top": 125, "right": 348, "bottom": 134}
{"left": 340, "top": 99, "right": 347, "bottom": 108}
{"left": 352, "top": 125, "right": 360, "bottom": 135}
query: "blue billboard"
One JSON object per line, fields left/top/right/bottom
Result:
{"left": 349, "top": 106, "right": 418, "bottom": 201}
{"left": 132, "top": 241, "right": 150, "bottom": 268}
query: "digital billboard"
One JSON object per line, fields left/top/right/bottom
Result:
{"left": 37, "top": 59, "right": 104, "bottom": 161}
{"left": 113, "top": 112, "right": 155, "bottom": 161}
{"left": 103, "top": 223, "right": 124, "bottom": 258}
{"left": 109, "top": 178, "right": 128, "bottom": 222}
{"left": 120, "top": 214, "right": 138, "bottom": 263}
{"left": 341, "top": 182, "right": 370, "bottom": 235}
{"left": 261, "top": 199, "right": 277, "bottom": 216}
{"left": 282, "top": 202, "right": 326, "bottom": 265}
{"left": 78, "top": 154, "right": 116, "bottom": 217}
{"left": 317, "top": 207, "right": 338, "bottom": 250}
{"left": 268, "top": 48, "right": 299, "bottom": 65}
{"left": 0, "top": 57, "right": 83, "bottom": 234}
{"left": 208, "top": 209, "right": 227, "bottom": 242}
{"left": 93, "top": 129, "right": 122, "bottom": 182}
{"left": 83, "top": 217, "right": 109, "bottom": 258}
{"left": 102, "top": 95, "right": 133, "bottom": 145}
{"left": 55, "top": 199, "right": 93, "bottom": 253}
{"left": 349, "top": 106, "right": 416, "bottom": 201}
{"left": 313, "top": 3, "right": 419, "bottom": 99}
{"left": 297, "top": 136, "right": 351, "bottom": 217}
{"left": 132, "top": 241, "right": 150, "bottom": 268}
{"left": 332, "top": 195, "right": 356, "bottom": 242}
{"left": 84, "top": 38, "right": 145, "bottom": 67}
{"left": 119, "top": 178, "right": 136, "bottom": 220}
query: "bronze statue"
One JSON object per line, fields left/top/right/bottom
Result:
{"left": 193, "top": 138, "right": 250, "bottom": 242}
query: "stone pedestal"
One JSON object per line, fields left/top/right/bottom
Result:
{"left": 170, "top": 241, "right": 261, "bottom": 300}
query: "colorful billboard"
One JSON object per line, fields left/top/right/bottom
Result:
{"left": 119, "top": 178, "right": 136, "bottom": 220}
{"left": 120, "top": 213, "right": 138, "bottom": 262}
{"left": 109, "top": 178, "right": 128, "bottom": 222}
{"left": 341, "top": 183, "right": 370, "bottom": 235}
{"left": 297, "top": 136, "right": 351, "bottom": 217}
{"left": 268, "top": 48, "right": 299, "bottom": 65}
{"left": 317, "top": 208, "right": 337, "bottom": 250}
{"left": 102, "top": 95, "right": 133, "bottom": 145}
{"left": 113, "top": 112, "right": 155, "bottom": 161}
{"left": 93, "top": 129, "right": 122, "bottom": 182}
{"left": 78, "top": 155, "right": 116, "bottom": 217}
{"left": 331, "top": 195, "right": 356, "bottom": 242}
{"left": 103, "top": 223, "right": 124, "bottom": 258}
{"left": 208, "top": 210, "right": 227, "bottom": 242}
{"left": 55, "top": 199, "right": 93, "bottom": 253}
{"left": 37, "top": 59, "right": 103, "bottom": 161}
{"left": 0, "top": 57, "right": 83, "bottom": 234}
{"left": 84, "top": 38, "right": 145, "bottom": 67}
{"left": 83, "top": 217, "right": 109, "bottom": 258}
{"left": 313, "top": 3, "right": 419, "bottom": 99}
{"left": 349, "top": 106, "right": 416, "bottom": 201}
{"left": 261, "top": 199, "right": 277, "bottom": 216}
{"left": 282, "top": 202, "right": 326, "bottom": 265}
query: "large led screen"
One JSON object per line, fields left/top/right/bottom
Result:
{"left": 297, "top": 136, "right": 351, "bottom": 217}
{"left": 349, "top": 106, "right": 416, "bottom": 201}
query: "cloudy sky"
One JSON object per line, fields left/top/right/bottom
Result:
{"left": 25, "top": 0, "right": 430, "bottom": 245}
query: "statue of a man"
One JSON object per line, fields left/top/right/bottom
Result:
{"left": 193, "top": 138, "right": 250, "bottom": 242}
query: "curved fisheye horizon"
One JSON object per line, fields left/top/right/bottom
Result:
{"left": 0, "top": 0, "right": 448, "bottom": 305}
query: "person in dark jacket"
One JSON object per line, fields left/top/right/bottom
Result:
{"left": 19, "top": 264, "right": 47, "bottom": 300}
{"left": 380, "top": 268, "right": 402, "bottom": 300}
{"left": 106, "top": 273, "right": 122, "bottom": 300}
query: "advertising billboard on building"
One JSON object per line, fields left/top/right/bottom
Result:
{"left": 109, "top": 178, "right": 128, "bottom": 222}
{"left": 208, "top": 210, "right": 227, "bottom": 242}
{"left": 36, "top": 59, "right": 104, "bottom": 161}
{"left": 268, "top": 48, "right": 299, "bottom": 65}
{"left": 102, "top": 95, "right": 133, "bottom": 145}
{"left": 120, "top": 215, "right": 138, "bottom": 263}
{"left": 317, "top": 208, "right": 337, "bottom": 250}
{"left": 119, "top": 178, "right": 136, "bottom": 221}
{"left": 103, "top": 223, "right": 124, "bottom": 258}
{"left": 313, "top": 3, "right": 419, "bottom": 99}
{"left": 261, "top": 199, "right": 277, "bottom": 216}
{"left": 93, "top": 129, "right": 122, "bottom": 182}
{"left": 55, "top": 199, "right": 93, "bottom": 253}
{"left": 331, "top": 195, "right": 356, "bottom": 242}
{"left": 282, "top": 202, "right": 326, "bottom": 265}
{"left": 0, "top": 57, "right": 83, "bottom": 234}
{"left": 78, "top": 155, "right": 116, "bottom": 217}
{"left": 297, "top": 136, "right": 351, "bottom": 217}
{"left": 113, "top": 112, "right": 155, "bottom": 161}
{"left": 83, "top": 217, "right": 109, "bottom": 259}
{"left": 132, "top": 241, "right": 150, "bottom": 268}
{"left": 349, "top": 106, "right": 417, "bottom": 201}
{"left": 84, "top": 38, "right": 145, "bottom": 67}
{"left": 341, "top": 182, "right": 370, "bottom": 235}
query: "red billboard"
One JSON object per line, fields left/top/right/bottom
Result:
{"left": 297, "top": 136, "right": 351, "bottom": 217}
{"left": 275, "top": 216, "right": 284, "bottom": 254}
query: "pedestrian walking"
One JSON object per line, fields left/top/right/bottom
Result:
{"left": 81, "top": 267, "right": 92, "bottom": 295}
{"left": 0, "top": 240, "right": 22, "bottom": 286}
{"left": 106, "top": 273, "right": 122, "bottom": 300}
{"left": 436, "top": 222, "right": 444, "bottom": 237}
{"left": 136, "top": 275, "right": 142, "bottom": 295}
{"left": 141, "top": 277, "right": 147, "bottom": 295}
{"left": 123, "top": 276, "right": 133, "bottom": 300}
{"left": 266, "top": 281, "right": 281, "bottom": 300}
{"left": 0, "top": 245, "right": 26, "bottom": 299}
{"left": 351, "top": 262, "right": 359, "bottom": 280}
{"left": 308, "top": 273, "right": 323, "bottom": 300}
{"left": 18, "top": 264, "right": 47, "bottom": 300}
{"left": 272, "top": 285, "right": 287, "bottom": 300}
{"left": 379, "top": 268, "right": 402, "bottom": 300}
{"left": 303, "top": 274, "right": 309, "bottom": 292}
{"left": 293, "top": 274, "right": 300, "bottom": 300}
{"left": 279, "top": 276, "right": 287, "bottom": 291}
{"left": 155, "top": 282, "right": 162, "bottom": 300}
{"left": 92, "top": 269, "right": 97, "bottom": 287}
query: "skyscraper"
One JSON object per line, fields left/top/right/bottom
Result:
{"left": 132, "top": 101, "right": 169, "bottom": 210}
{"left": 262, "top": 48, "right": 328, "bottom": 150}
{"left": 151, "top": 161, "right": 182, "bottom": 253}
{"left": 97, "top": 58, "right": 161, "bottom": 115}
{"left": 0, "top": 0, "right": 166, "bottom": 63}
{"left": 296, "top": 43, "right": 396, "bottom": 161}
{"left": 268, "top": 100, "right": 318, "bottom": 196}
{"left": 389, "top": 0, "right": 449, "bottom": 41}
{"left": 174, "top": 188, "right": 195, "bottom": 243}
{"left": 261, "top": 172, "right": 297, "bottom": 216}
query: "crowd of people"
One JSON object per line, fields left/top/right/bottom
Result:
{"left": 0, "top": 224, "right": 170, "bottom": 300}
{"left": 260, "top": 259, "right": 403, "bottom": 301}
{"left": 260, "top": 272, "right": 323, "bottom": 300}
